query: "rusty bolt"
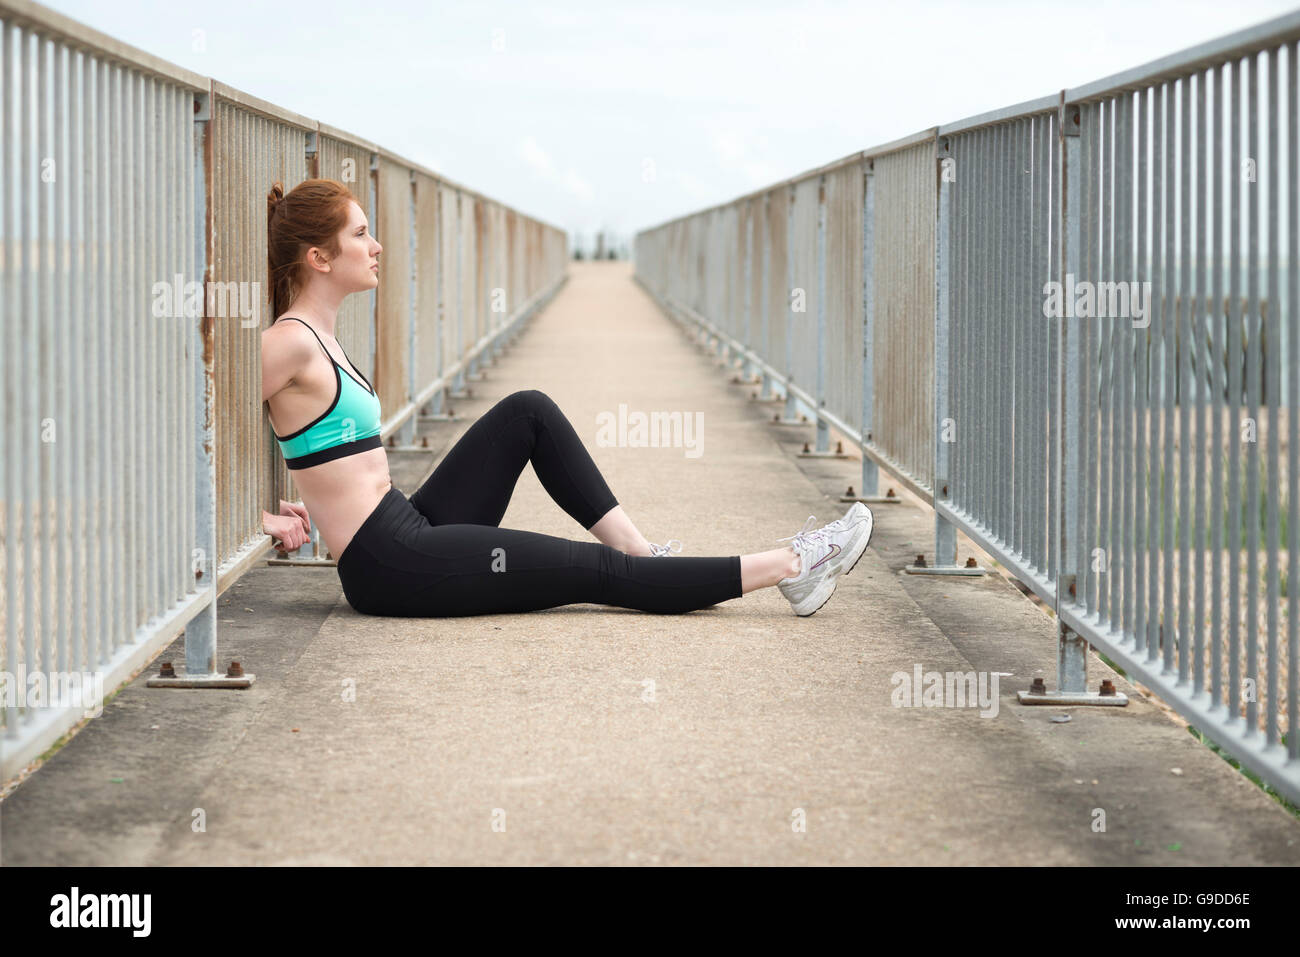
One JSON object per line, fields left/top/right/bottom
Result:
{"left": 387, "top": 435, "right": 396, "bottom": 447}
{"left": 752, "top": 391, "right": 759, "bottom": 399}
{"left": 447, "top": 407, "right": 455, "bottom": 416}
{"left": 1068, "top": 582, "right": 1076, "bottom": 597}
{"left": 159, "top": 661, "right": 176, "bottom": 678}
{"left": 886, "top": 488, "right": 898, "bottom": 498}
{"left": 965, "top": 557, "right": 977, "bottom": 568}
{"left": 195, "top": 567, "right": 203, "bottom": 581}
{"left": 799, "top": 414, "right": 808, "bottom": 423}
{"left": 421, "top": 435, "right": 430, "bottom": 448}
{"left": 1099, "top": 679, "right": 1116, "bottom": 696}
{"left": 846, "top": 485, "right": 856, "bottom": 497}
{"left": 227, "top": 661, "right": 244, "bottom": 678}
{"left": 942, "top": 485, "right": 949, "bottom": 496}
{"left": 731, "top": 375, "right": 741, "bottom": 383}
{"left": 773, "top": 413, "right": 780, "bottom": 422}
{"left": 1031, "top": 677, "right": 1047, "bottom": 694}
{"left": 802, "top": 442, "right": 811, "bottom": 453}
{"left": 835, "top": 440, "right": 844, "bottom": 454}
{"left": 914, "top": 554, "right": 928, "bottom": 568}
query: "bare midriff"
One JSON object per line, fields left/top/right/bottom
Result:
{"left": 280, "top": 447, "right": 392, "bottom": 561}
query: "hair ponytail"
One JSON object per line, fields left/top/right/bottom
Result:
{"left": 265, "top": 178, "right": 356, "bottom": 323}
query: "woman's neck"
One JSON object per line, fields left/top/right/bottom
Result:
{"left": 282, "top": 287, "right": 344, "bottom": 337}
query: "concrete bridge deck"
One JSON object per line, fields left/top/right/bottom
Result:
{"left": 2, "top": 261, "right": 1296, "bottom": 865}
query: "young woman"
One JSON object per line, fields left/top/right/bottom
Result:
{"left": 260, "top": 178, "right": 874, "bottom": 618}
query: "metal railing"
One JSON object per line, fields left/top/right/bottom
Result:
{"left": 635, "top": 11, "right": 1300, "bottom": 803}
{"left": 0, "top": 0, "right": 567, "bottom": 780}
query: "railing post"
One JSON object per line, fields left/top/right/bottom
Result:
{"left": 1018, "top": 99, "right": 1122, "bottom": 706}
{"left": 859, "top": 159, "right": 881, "bottom": 497}
{"left": 759, "top": 193, "right": 776, "bottom": 400}
{"left": 815, "top": 175, "right": 830, "bottom": 452}
{"left": 151, "top": 87, "right": 250, "bottom": 689}
{"left": 742, "top": 201, "right": 755, "bottom": 382}
{"left": 780, "top": 184, "right": 800, "bottom": 424}
{"left": 452, "top": 190, "right": 467, "bottom": 395}
{"left": 933, "top": 137, "right": 957, "bottom": 566}
{"left": 398, "top": 169, "right": 418, "bottom": 447}
{"left": 184, "top": 89, "right": 217, "bottom": 677}
{"left": 908, "top": 135, "right": 984, "bottom": 575}
{"left": 1058, "top": 101, "right": 1086, "bottom": 693}
{"left": 427, "top": 186, "right": 446, "bottom": 416}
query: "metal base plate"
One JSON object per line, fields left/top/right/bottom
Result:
{"left": 267, "top": 555, "right": 337, "bottom": 566}
{"left": 1017, "top": 690, "right": 1129, "bottom": 706}
{"left": 797, "top": 450, "right": 851, "bottom": 459}
{"left": 769, "top": 417, "right": 808, "bottom": 426}
{"left": 904, "top": 563, "right": 988, "bottom": 576}
{"left": 146, "top": 673, "right": 255, "bottom": 689}
{"left": 841, "top": 494, "right": 904, "bottom": 504}
{"left": 448, "top": 389, "right": 474, "bottom": 399}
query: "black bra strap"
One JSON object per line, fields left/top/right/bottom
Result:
{"left": 276, "top": 316, "right": 332, "bottom": 361}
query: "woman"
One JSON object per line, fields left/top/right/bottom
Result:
{"left": 260, "top": 178, "right": 873, "bottom": 618}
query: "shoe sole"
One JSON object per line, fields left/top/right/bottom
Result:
{"left": 843, "top": 508, "right": 874, "bottom": 577}
{"left": 791, "top": 514, "right": 874, "bottom": 616}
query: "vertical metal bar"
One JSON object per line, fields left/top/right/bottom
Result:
{"left": 1135, "top": 85, "right": 1150, "bottom": 659}
{"left": 935, "top": 135, "right": 956, "bottom": 566}
{"left": 1097, "top": 98, "right": 1113, "bottom": 624}
{"left": 1048, "top": 108, "right": 1060, "bottom": 585}
{"left": 785, "top": 184, "right": 796, "bottom": 423}
{"left": 1059, "top": 99, "right": 1086, "bottom": 690}
{"left": 1211, "top": 61, "right": 1226, "bottom": 706}
{"left": 1118, "top": 91, "right": 1134, "bottom": 640}
{"left": 54, "top": 42, "right": 71, "bottom": 679}
{"left": 1228, "top": 58, "right": 1243, "bottom": 716}
{"left": 185, "top": 86, "right": 217, "bottom": 677}
{"left": 1161, "top": 78, "right": 1177, "bottom": 674}
{"left": 38, "top": 32, "right": 51, "bottom": 692}
{"left": 1149, "top": 80, "right": 1164, "bottom": 663}
{"left": 3, "top": 20, "right": 18, "bottom": 738}
{"left": 816, "top": 175, "right": 828, "bottom": 452}
{"left": 1264, "top": 45, "right": 1280, "bottom": 746}
{"left": 1033, "top": 112, "right": 1047, "bottom": 574}
{"left": 1080, "top": 101, "right": 1097, "bottom": 614}
{"left": 1178, "top": 71, "right": 1193, "bottom": 684}
{"left": 1016, "top": 117, "right": 1029, "bottom": 562}
{"left": 977, "top": 127, "right": 989, "bottom": 530}
{"left": 1288, "top": 39, "right": 1299, "bottom": 761}
{"left": 861, "top": 162, "right": 880, "bottom": 496}
{"left": 1194, "top": 67, "right": 1209, "bottom": 693}
{"left": 1245, "top": 53, "right": 1261, "bottom": 734}
{"left": 955, "top": 136, "right": 968, "bottom": 518}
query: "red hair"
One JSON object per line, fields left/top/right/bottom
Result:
{"left": 265, "top": 178, "right": 357, "bottom": 322}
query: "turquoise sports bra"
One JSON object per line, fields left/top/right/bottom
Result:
{"left": 270, "top": 317, "right": 384, "bottom": 470}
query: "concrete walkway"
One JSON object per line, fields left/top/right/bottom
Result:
{"left": 3, "top": 260, "right": 1297, "bottom": 865}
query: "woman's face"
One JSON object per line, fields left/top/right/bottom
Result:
{"left": 317, "top": 199, "right": 382, "bottom": 293}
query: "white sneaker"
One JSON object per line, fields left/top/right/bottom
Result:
{"left": 649, "top": 539, "right": 683, "bottom": 557}
{"left": 775, "top": 504, "right": 875, "bottom": 616}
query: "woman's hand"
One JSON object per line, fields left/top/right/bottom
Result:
{"left": 264, "top": 510, "right": 310, "bottom": 552}
{"left": 279, "top": 499, "right": 311, "bottom": 535}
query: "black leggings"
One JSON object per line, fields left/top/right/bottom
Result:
{"left": 336, "top": 390, "right": 743, "bottom": 617}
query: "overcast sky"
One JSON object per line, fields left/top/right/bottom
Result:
{"left": 32, "top": 0, "right": 1300, "bottom": 251}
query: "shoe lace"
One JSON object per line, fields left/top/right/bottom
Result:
{"left": 776, "top": 516, "right": 830, "bottom": 555}
{"left": 649, "top": 539, "right": 683, "bottom": 556}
